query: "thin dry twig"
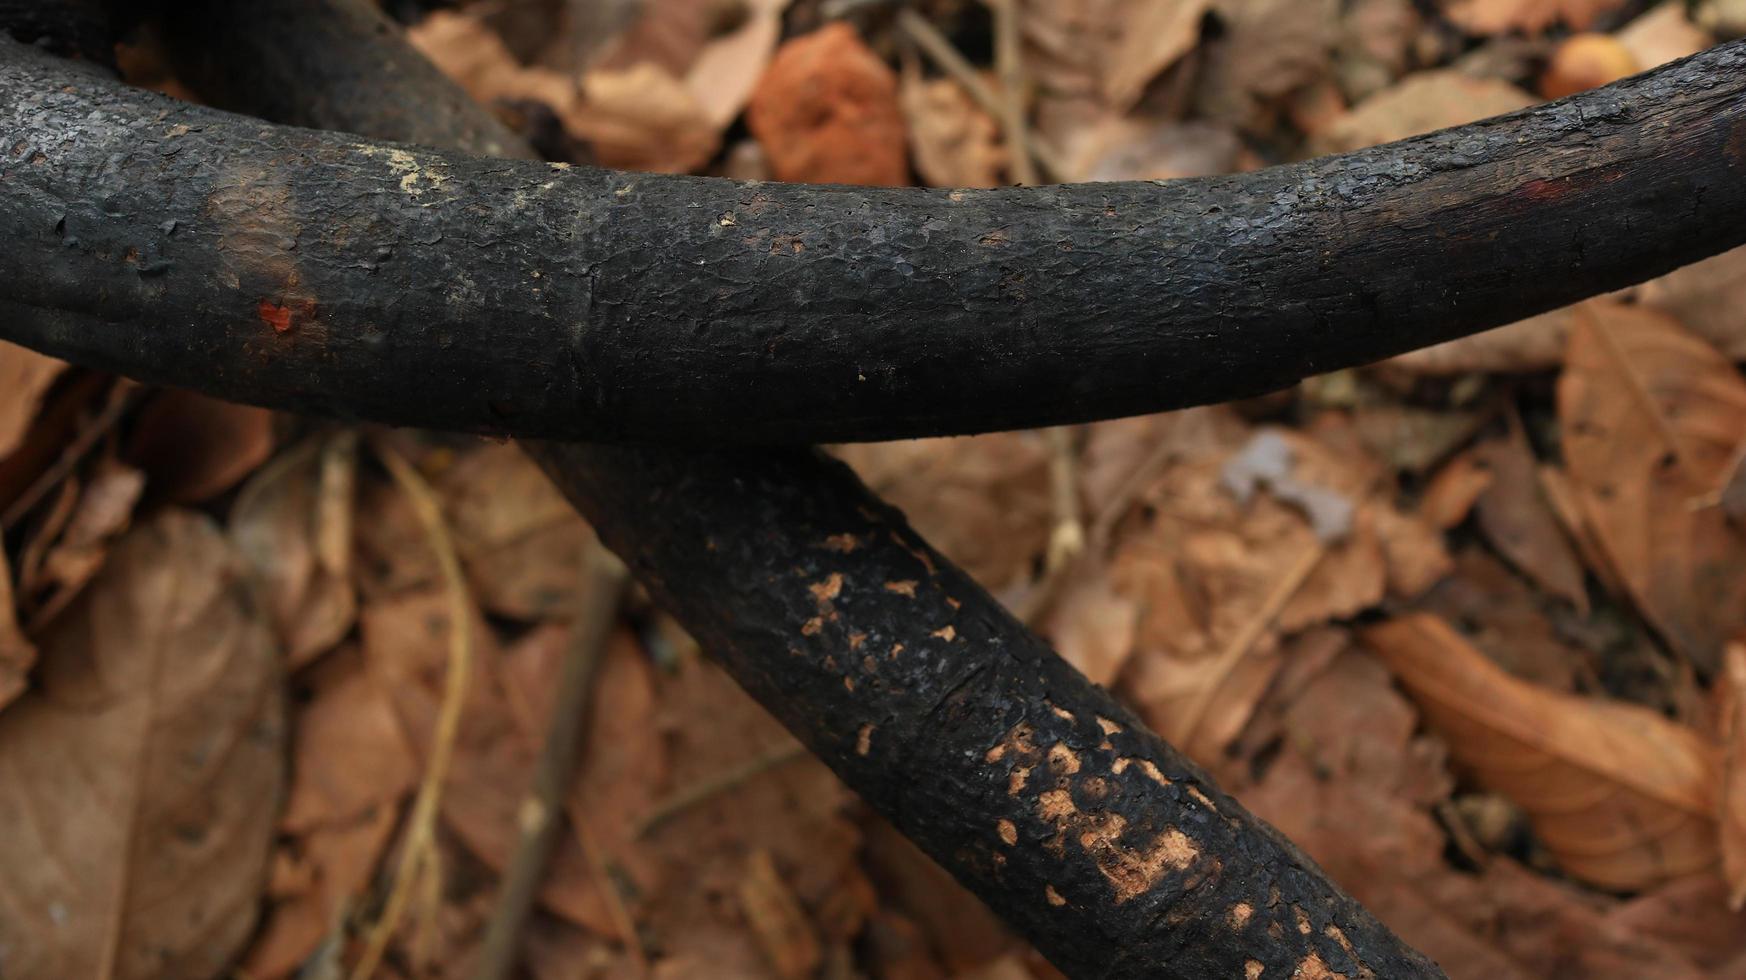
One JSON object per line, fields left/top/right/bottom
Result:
{"left": 350, "top": 443, "right": 475, "bottom": 980}
{"left": 472, "top": 543, "right": 631, "bottom": 980}
{"left": 989, "top": 0, "right": 1039, "bottom": 186}
{"left": 1, "top": 379, "right": 144, "bottom": 532}
{"left": 895, "top": 9, "right": 1069, "bottom": 181}
{"left": 633, "top": 740, "right": 809, "bottom": 839}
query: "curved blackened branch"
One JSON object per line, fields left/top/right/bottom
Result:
{"left": 1, "top": 35, "right": 1744, "bottom": 444}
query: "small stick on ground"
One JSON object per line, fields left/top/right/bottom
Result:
{"left": 633, "top": 740, "right": 809, "bottom": 839}
{"left": 472, "top": 543, "right": 631, "bottom": 980}
{"left": 351, "top": 444, "right": 475, "bottom": 980}
{"left": 1, "top": 379, "right": 143, "bottom": 532}
{"left": 989, "top": 0, "right": 1039, "bottom": 186}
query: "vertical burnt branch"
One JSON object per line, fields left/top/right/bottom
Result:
{"left": 531, "top": 443, "right": 1448, "bottom": 980}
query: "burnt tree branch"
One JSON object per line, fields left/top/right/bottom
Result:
{"left": 0, "top": 32, "right": 1743, "bottom": 444}
{"left": 3, "top": 3, "right": 1449, "bottom": 976}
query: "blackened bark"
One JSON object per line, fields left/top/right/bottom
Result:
{"left": 533, "top": 442, "right": 1447, "bottom": 980}
{"left": 12, "top": 2, "right": 1449, "bottom": 974}
{"left": 1, "top": 33, "right": 1744, "bottom": 444}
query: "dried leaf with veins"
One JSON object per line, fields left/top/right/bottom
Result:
{"left": 1558, "top": 302, "right": 1746, "bottom": 672}
{"left": 0, "top": 510, "right": 284, "bottom": 978}
{"left": 439, "top": 441, "right": 594, "bottom": 620}
{"left": 1366, "top": 613, "right": 1722, "bottom": 891}
{"left": 1471, "top": 426, "right": 1588, "bottom": 611}
{"left": 231, "top": 435, "right": 358, "bottom": 667}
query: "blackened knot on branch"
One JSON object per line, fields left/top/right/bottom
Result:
{"left": 0, "top": 35, "right": 1744, "bottom": 445}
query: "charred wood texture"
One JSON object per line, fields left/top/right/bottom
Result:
{"left": 532, "top": 441, "right": 1448, "bottom": 980}
{"left": 1, "top": 32, "right": 1744, "bottom": 444}
{"left": 3, "top": 2, "right": 1452, "bottom": 975}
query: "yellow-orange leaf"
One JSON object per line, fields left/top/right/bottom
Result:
{"left": 1365, "top": 613, "right": 1721, "bottom": 891}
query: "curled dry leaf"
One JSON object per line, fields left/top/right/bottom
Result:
{"left": 738, "top": 849, "right": 824, "bottom": 980}
{"left": 231, "top": 435, "right": 359, "bottom": 668}
{"left": 0, "top": 510, "right": 284, "bottom": 978}
{"left": 1365, "top": 613, "right": 1722, "bottom": 891}
{"left": 439, "top": 441, "right": 594, "bottom": 620}
{"left": 26, "top": 455, "right": 146, "bottom": 629}
{"left": 1558, "top": 302, "right": 1746, "bottom": 672}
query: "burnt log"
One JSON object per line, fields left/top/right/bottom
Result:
{"left": 0, "top": 30, "right": 1743, "bottom": 444}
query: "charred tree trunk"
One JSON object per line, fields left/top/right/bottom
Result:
{"left": 0, "top": 29, "right": 1743, "bottom": 444}
{"left": 2, "top": 5, "right": 1454, "bottom": 976}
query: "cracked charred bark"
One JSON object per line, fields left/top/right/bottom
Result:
{"left": 0, "top": 3, "right": 1458, "bottom": 975}
{"left": 0, "top": 29, "right": 1743, "bottom": 444}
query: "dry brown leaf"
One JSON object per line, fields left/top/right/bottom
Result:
{"left": 1312, "top": 67, "right": 1534, "bottom": 154}
{"left": 575, "top": 62, "right": 722, "bottom": 173}
{"left": 1041, "top": 568, "right": 1138, "bottom": 685}
{"left": 501, "top": 622, "right": 670, "bottom": 927}
{"left": 1617, "top": 2, "right": 1714, "bottom": 68}
{"left": 1640, "top": 247, "right": 1746, "bottom": 361}
{"left": 739, "top": 850, "right": 824, "bottom": 980}
{"left": 1419, "top": 449, "right": 1495, "bottom": 530}
{"left": 358, "top": 588, "right": 612, "bottom": 936}
{"left": 592, "top": 0, "right": 792, "bottom": 129}
{"left": 1723, "top": 642, "right": 1746, "bottom": 909}
{"left": 1102, "top": 0, "right": 1213, "bottom": 109}
{"left": 1193, "top": 0, "right": 1340, "bottom": 130}
{"left": 27, "top": 455, "right": 146, "bottom": 628}
{"left": 439, "top": 441, "right": 593, "bottom": 620}
{"left": 242, "top": 806, "right": 398, "bottom": 980}
{"left": 0, "top": 536, "right": 36, "bottom": 712}
{"left": 1472, "top": 427, "right": 1589, "bottom": 611}
{"left": 0, "top": 510, "right": 284, "bottom": 978}
{"left": 900, "top": 70, "right": 1008, "bottom": 189}
{"left": 281, "top": 655, "right": 419, "bottom": 833}
{"left": 1559, "top": 302, "right": 1746, "bottom": 672}
{"left": 1075, "top": 119, "right": 1243, "bottom": 182}
{"left": 126, "top": 389, "right": 274, "bottom": 504}
{"left": 838, "top": 433, "right": 1053, "bottom": 595}
{"left": 1443, "top": 0, "right": 1630, "bottom": 35}
{"left": 1366, "top": 613, "right": 1722, "bottom": 891}
{"left": 1418, "top": 548, "right": 1585, "bottom": 691}
{"left": 0, "top": 341, "right": 68, "bottom": 462}
{"left": 231, "top": 436, "right": 359, "bottom": 667}
{"left": 1605, "top": 870, "right": 1746, "bottom": 971}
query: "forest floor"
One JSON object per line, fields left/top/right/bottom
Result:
{"left": 2, "top": 0, "right": 1746, "bottom": 977}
